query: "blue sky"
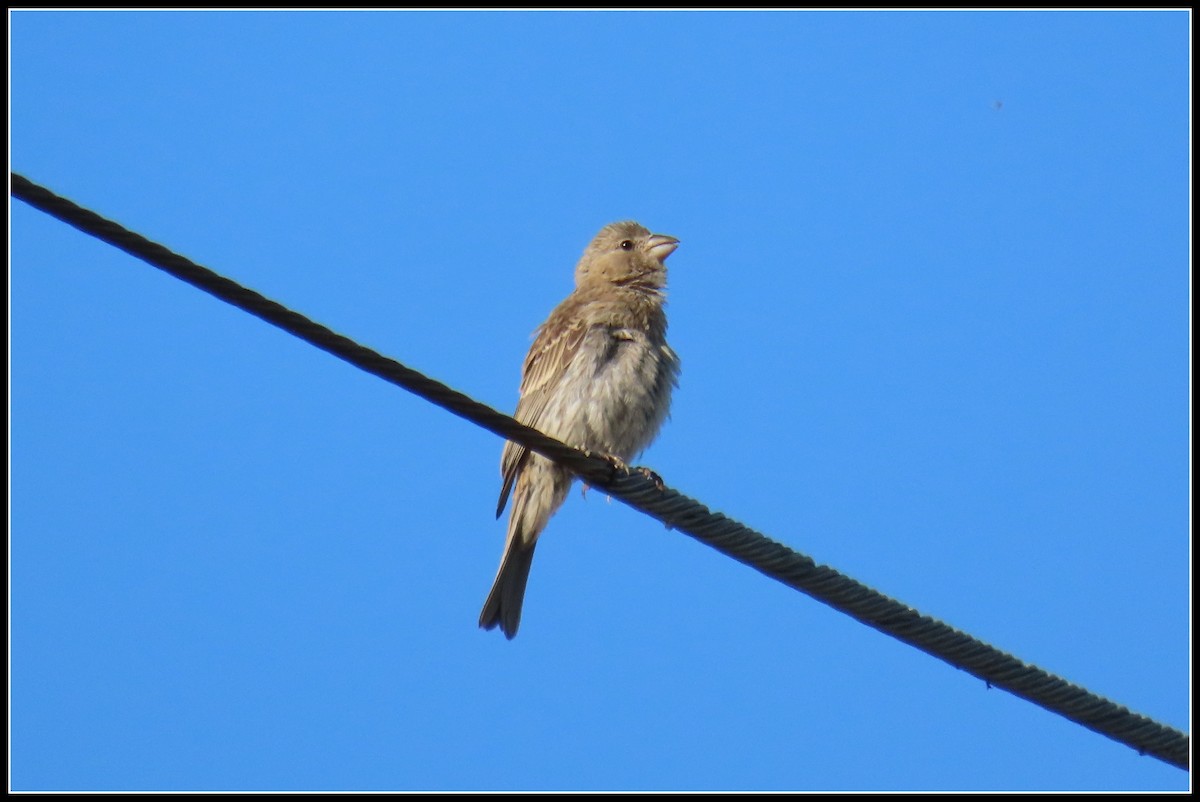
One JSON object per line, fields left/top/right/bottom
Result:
{"left": 9, "top": 9, "right": 1190, "bottom": 792}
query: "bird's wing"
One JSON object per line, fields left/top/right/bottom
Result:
{"left": 496, "top": 302, "right": 592, "bottom": 517}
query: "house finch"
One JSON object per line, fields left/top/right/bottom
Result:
{"left": 480, "top": 221, "right": 681, "bottom": 638}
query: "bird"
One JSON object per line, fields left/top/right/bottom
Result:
{"left": 479, "top": 221, "right": 681, "bottom": 639}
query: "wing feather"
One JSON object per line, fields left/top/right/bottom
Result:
{"left": 496, "top": 299, "right": 592, "bottom": 516}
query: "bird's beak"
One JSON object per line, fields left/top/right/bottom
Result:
{"left": 647, "top": 234, "right": 680, "bottom": 263}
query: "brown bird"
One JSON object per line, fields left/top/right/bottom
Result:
{"left": 480, "top": 221, "right": 681, "bottom": 639}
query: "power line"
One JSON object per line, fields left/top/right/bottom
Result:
{"left": 11, "top": 172, "right": 1190, "bottom": 773}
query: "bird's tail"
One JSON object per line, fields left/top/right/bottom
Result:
{"left": 481, "top": 457, "right": 571, "bottom": 639}
{"left": 478, "top": 540, "right": 537, "bottom": 639}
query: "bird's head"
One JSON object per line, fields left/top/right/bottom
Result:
{"left": 574, "top": 221, "right": 679, "bottom": 291}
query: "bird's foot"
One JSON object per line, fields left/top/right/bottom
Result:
{"left": 578, "top": 448, "right": 629, "bottom": 479}
{"left": 599, "top": 453, "right": 631, "bottom": 475}
{"left": 636, "top": 466, "right": 666, "bottom": 492}
{"left": 578, "top": 449, "right": 661, "bottom": 491}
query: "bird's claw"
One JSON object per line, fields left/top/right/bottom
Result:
{"left": 600, "top": 453, "right": 630, "bottom": 475}
{"left": 578, "top": 449, "right": 663, "bottom": 491}
{"left": 637, "top": 466, "right": 666, "bottom": 492}
{"left": 579, "top": 448, "right": 628, "bottom": 479}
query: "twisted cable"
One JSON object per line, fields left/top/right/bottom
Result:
{"left": 12, "top": 172, "right": 1188, "bottom": 771}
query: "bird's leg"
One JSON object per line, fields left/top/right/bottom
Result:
{"left": 580, "top": 448, "right": 665, "bottom": 492}
{"left": 576, "top": 448, "right": 631, "bottom": 495}
{"left": 576, "top": 449, "right": 663, "bottom": 497}
{"left": 576, "top": 447, "right": 622, "bottom": 496}
{"left": 600, "top": 453, "right": 631, "bottom": 475}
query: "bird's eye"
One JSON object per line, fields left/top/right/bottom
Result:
{"left": 619, "top": 240, "right": 634, "bottom": 250}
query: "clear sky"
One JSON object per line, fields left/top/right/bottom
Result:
{"left": 9, "top": 9, "right": 1190, "bottom": 792}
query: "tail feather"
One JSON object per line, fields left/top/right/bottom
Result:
{"left": 481, "top": 456, "right": 570, "bottom": 639}
{"left": 479, "top": 541, "right": 537, "bottom": 639}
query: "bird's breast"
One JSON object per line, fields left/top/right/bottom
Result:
{"left": 535, "top": 325, "right": 677, "bottom": 460}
